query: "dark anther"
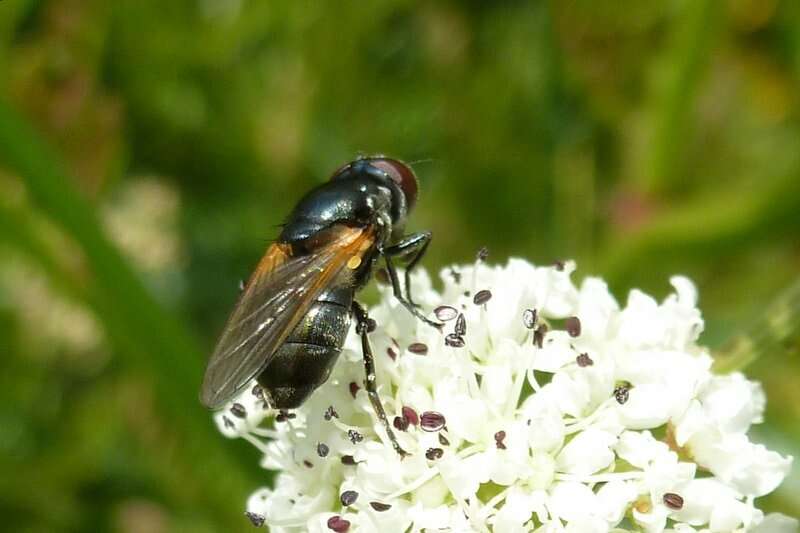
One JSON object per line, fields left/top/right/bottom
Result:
{"left": 303, "top": 460, "right": 313, "bottom": 468}
{"left": 393, "top": 416, "right": 409, "bottom": 431}
{"left": 324, "top": 405, "right": 339, "bottom": 420}
{"left": 455, "top": 313, "right": 466, "bottom": 336}
{"left": 449, "top": 268, "right": 462, "bottom": 283}
{"left": 434, "top": 305, "right": 458, "bottom": 321}
{"left": 614, "top": 383, "right": 631, "bottom": 404}
{"left": 245, "top": 511, "right": 266, "bottom": 527}
{"left": 565, "top": 316, "right": 582, "bottom": 337}
{"left": 251, "top": 384, "right": 264, "bottom": 399}
{"left": 494, "top": 430, "right": 507, "bottom": 450}
{"left": 222, "top": 416, "right": 235, "bottom": 429}
{"left": 349, "top": 382, "right": 360, "bottom": 398}
{"left": 553, "top": 260, "right": 565, "bottom": 271}
{"left": 663, "top": 492, "right": 684, "bottom": 510}
{"left": 408, "top": 342, "right": 428, "bottom": 355}
{"left": 317, "top": 443, "right": 330, "bottom": 457}
{"left": 230, "top": 403, "right": 247, "bottom": 419}
{"left": 348, "top": 429, "right": 363, "bottom": 443}
{"left": 473, "top": 289, "right": 492, "bottom": 306}
{"left": 340, "top": 455, "right": 357, "bottom": 465}
{"left": 365, "top": 318, "right": 377, "bottom": 333}
{"left": 327, "top": 515, "right": 351, "bottom": 532}
{"left": 420, "top": 411, "right": 446, "bottom": 432}
{"left": 445, "top": 334, "right": 465, "bottom": 348}
{"left": 438, "top": 433, "right": 450, "bottom": 446}
{"left": 402, "top": 406, "right": 419, "bottom": 426}
{"left": 425, "top": 447, "right": 444, "bottom": 460}
{"left": 522, "top": 308, "right": 537, "bottom": 329}
{"left": 387, "top": 347, "right": 397, "bottom": 361}
{"left": 576, "top": 353, "right": 594, "bottom": 367}
{"left": 370, "top": 501, "right": 392, "bottom": 512}
{"left": 340, "top": 490, "right": 359, "bottom": 506}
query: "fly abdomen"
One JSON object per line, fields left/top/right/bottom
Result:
{"left": 257, "top": 284, "right": 353, "bottom": 408}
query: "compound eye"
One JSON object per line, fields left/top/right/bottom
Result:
{"left": 369, "top": 158, "right": 418, "bottom": 210}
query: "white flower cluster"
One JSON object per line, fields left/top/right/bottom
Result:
{"left": 214, "top": 259, "right": 796, "bottom": 533}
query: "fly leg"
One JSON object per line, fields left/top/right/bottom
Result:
{"left": 352, "top": 301, "right": 408, "bottom": 458}
{"left": 382, "top": 231, "right": 442, "bottom": 329}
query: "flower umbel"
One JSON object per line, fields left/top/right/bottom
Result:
{"left": 214, "top": 259, "right": 796, "bottom": 533}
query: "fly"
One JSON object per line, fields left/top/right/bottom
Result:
{"left": 200, "top": 156, "right": 442, "bottom": 456}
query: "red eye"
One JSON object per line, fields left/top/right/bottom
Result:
{"left": 370, "top": 158, "right": 418, "bottom": 210}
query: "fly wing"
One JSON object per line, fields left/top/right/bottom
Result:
{"left": 200, "top": 225, "right": 376, "bottom": 409}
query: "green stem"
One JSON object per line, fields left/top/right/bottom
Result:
{"left": 714, "top": 278, "right": 800, "bottom": 373}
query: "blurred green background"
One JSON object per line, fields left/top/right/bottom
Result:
{"left": 1, "top": 0, "right": 798, "bottom": 531}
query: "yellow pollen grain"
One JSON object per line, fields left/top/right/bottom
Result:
{"left": 347, "top": 256, "right": 362, "bottom": 270}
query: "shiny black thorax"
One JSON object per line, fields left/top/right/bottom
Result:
{"left": 257, "top": 167, "right": 406, "bottom": 408}
{"left": 280, "top": 170, "right": 403, "bottom": 246}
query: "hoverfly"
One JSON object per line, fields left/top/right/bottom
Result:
{"left": 200, "top": 156, "right": 441, "bottom": 456}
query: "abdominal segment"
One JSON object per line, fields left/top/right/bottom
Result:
{"left": 258, "top": 285, "right": 353, "bottom": 408}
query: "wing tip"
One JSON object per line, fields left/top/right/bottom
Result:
{"left": 199, "top": 382, "right": 226, "bottom": 410}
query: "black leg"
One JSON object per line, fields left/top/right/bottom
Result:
{"left": 351, "top": 301, "right": 408, "bottom": 457}
{"left": 383, "top": 232, "right": 442, "bottom": 329}
{"left": 401, "top": 233, "right": 431, "bottom": 307}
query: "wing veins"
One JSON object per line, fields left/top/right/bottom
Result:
{"left": 200, "top": 226, "right": 374, "bottom": 408}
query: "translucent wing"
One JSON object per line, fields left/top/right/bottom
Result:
{"left": 200, "top": 225, "right": 376, "bottom": 409}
